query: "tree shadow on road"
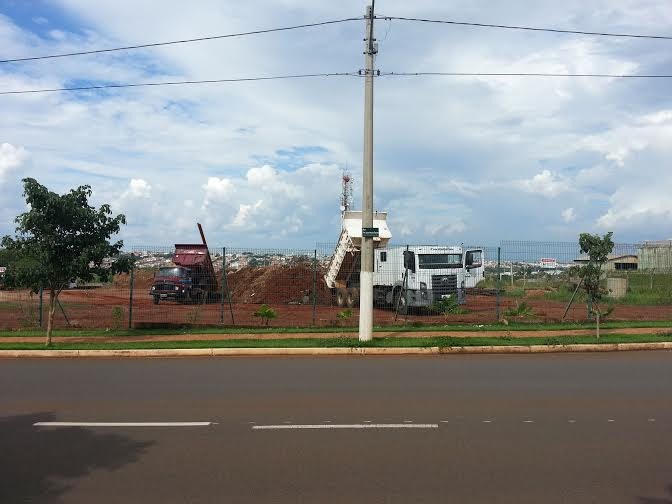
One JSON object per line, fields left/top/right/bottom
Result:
{"left": 0, "top": 412, "right": 153, "bottom": 504}
{"left": 640, "top": 485, "right": 672, "bottom": 504}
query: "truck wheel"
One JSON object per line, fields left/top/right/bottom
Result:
{"left": 336, "top": 288, "right": 347, "bottom": 307}
{"left": 346, "top": 288, "right": 359, "bottom": 308}
{"left": 153, "top": 295, "right": 160, "bottom": 305}
{"left": 394, "top": 289, "right": 408, "bottom": 315}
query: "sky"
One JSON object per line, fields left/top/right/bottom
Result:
{"left": 0, "top": 0, "right": 671, "bottom": 249}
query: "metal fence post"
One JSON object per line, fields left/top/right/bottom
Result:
{"left": 312, "top": 249, "right": 317, "bottom": 326}
{"left": 128, "top": 257, "right": 134, "bottom": 329}
{"left": 220, "top": 247, "right": 225, "bottom": 324}
{"left": 223, "top": 247, "right": 235, "bottom": 325}
{"left": 496, "top": 246, "right": 501, "bottom": 322}
{"left": 39, "top": 287, "right": 43, "bottom": 328}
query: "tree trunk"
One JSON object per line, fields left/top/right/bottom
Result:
{"left": 46, "top": 288, "right": 56, "bottom": 346}
{"left": 596, "top": 311, "right": 600, "bottom": 340}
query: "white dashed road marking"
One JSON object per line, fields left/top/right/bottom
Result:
{"left": 252, "top": 424, "right": 439, "bottom": 430}
{"left": 34, "top": 422, "right": 215, "bottom": 427}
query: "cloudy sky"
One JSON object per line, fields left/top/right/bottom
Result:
{"left": 1, "top": 0, "right": 671, "bottom": 248}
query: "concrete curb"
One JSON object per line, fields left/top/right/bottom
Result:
{"left": 1, "top": 342, "right": 671, "bottom": 358}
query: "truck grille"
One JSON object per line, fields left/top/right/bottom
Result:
{"left": 431, "top": 274, "right": 457, "bottom": 301}
{"left": 154, "top": 283, "right": 175, "bottom": 291}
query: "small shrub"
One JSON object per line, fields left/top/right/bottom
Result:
{"left": 254, "top": 304, "right": 277, "bottom": 326}
{"left": 503, "top": 301, "right": 535, "bottom": 318}
{"left": 336, "top": 309, "right": 353, "bottom": 326}
{"left": 18, "top": 300, "right": 39, "bottom": 328}
{"left": 432, "top": 296, "right": 468, "bottom": 316}
{"left": 186, "top": 304, "right": 202, "bottom": 324}
{"left": 544, "top": 337, "right": 561, "bottom": 346}
{"left": 111, "top": 306, "right": 125, "bottom": 330}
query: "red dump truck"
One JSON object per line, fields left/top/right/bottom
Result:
{"left": 150, "top": 224, "right": 219, "bottom": 304}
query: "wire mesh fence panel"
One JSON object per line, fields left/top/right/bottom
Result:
{"left": 498, "top": 240, "right": 672, "bottom": 323}
{"left": 0, "top": 288, "right": 41, "bottom": 330}
{"left": 224, "top": 247, "right": 325, "bottom": 327}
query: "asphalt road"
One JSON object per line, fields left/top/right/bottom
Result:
{"left": 2, "top": 352, "right": 672, "bottom": 503}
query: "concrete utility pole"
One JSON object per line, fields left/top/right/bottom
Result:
{"left": 359, "top": 2, "right": 376, "bottom": 342}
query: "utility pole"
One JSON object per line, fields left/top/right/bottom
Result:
{"left": 359, "top": 2, "right": 376, "bottom": 342}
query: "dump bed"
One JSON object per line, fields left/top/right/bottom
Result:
{"left": 173, "top": 243, "right": 217, "bottom": 284}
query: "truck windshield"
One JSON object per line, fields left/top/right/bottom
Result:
{"left": 418, "top": 254, "right": 463, "bottom": 269}
{"left": 157, "top": 267, "right": 188, "bottom": 277}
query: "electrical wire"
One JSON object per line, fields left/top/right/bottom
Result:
{"left": 0, "top": 72, "right": 359, "bottom": 95}
{"left": 0, "top": 17, "right": 362, "bottom": 64}
{"left": 376, "top": 15, "right": 672, "bottom": 41}
{"left": 380, "top": 71, "right": 672, "bottom": 78}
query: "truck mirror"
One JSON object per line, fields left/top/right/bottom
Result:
{"left": 403, "top": 251, "right": 416, "bottom": 272}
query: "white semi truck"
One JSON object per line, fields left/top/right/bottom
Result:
{"left": 324, "top": 211, "right": 484, "bottom": 313}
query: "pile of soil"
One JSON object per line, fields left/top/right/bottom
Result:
{"left": 226, "top": 263, "right": 333, "bottom": 305}
{"left": 113, "top": 270, "right": 155, "bottom": 290}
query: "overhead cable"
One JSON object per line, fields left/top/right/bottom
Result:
{"left": 380, "top": 71, "right": 672, "bottom": 78}
{"left": 0, "top": 17, "right": 362, "bottom": 64}
{"left": 377, "top": 15, "right": 672, "bottom": 41}
{"left": 0, "top": 72, "right": 358, "bottom": 95}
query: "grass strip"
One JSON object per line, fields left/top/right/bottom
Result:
{"left": 1, "top": 320, "right": 671, "bottom": 338}
{"left": 1, "top": 333, "right": 671, "bottom": 351}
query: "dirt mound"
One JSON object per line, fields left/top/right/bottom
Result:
{"left": 226, "top": 263, "right": 332, "bottom": 305}
{"left": 113, "top": 270, "right": 155, "bottom": 290}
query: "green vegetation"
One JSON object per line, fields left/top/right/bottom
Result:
{"left": 110, "top": 307, "right": 125, "bottom": 330}
{"left": 503, "top": 301, "right": 535, "bottom": 318}
{"left": 431, "top": 296, "right": 469, "bottom": 316}
{"left": 0, "top": 332, "right": 670, "bottom": 351}
{"left": 253, "top": 304, "right": 278, "bottom": 326}
{"left": 578, "top": 232, "right": 615, "bottom": 339}
{"left": 1, "top": 178, "right": 130, "bottom": 345}
{"left": 1, "top": 320, "right": 671, "bottom": 338}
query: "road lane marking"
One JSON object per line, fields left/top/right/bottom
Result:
{"left": 523, "top": 420, "right": 534, "bottom": 423}
{"left": 252, "top": 423, "right": 438, "bottom": 430}
{"left": 34, "top": 422, "right": 214, "bottom": 427}
{"left": 648, "top": 418, "right": 656, "bottom": 422}
{"left": 440, "top": 420, "right": 449, "bottom": 423}
{"left": 568, "top": 420, "right": 576, "bottom": 423}
{"left": 608, "top": 419, "right": 615, "bottom": 422}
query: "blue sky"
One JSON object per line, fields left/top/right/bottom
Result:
{"left": 1, "top": 0, "right": 671, "bottom": 248}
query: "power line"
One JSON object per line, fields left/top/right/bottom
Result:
{"left": 377, "top": 15, "right": 672, "bottom": 41}
{"left": 0, "top": 17, "right": 362, "bottom": 64}
{"left": 381, "top": 71, "right": 672, "bottom": 78}
{"left": 0, "top": 72, "right": 359, "bottom": 95}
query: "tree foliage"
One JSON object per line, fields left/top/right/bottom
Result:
{"left": 1, "top": 178, "right": 129, "bottom": 344}
{"left": 578, "top": 231, "right": 614, "bottom": 338}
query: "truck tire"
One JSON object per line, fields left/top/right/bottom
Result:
{"left": 394, "top": 289, "right": 408, "bottom": 315}
{"left": 153, "top": 295, "right": 160, "bottom": 305}
{"left": 336, "top": 288, "right": 347, "bottom": 307}
{"left": 346, "top": 288, "right": 359, "bottom": 308}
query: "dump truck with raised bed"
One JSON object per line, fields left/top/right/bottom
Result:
{"left": 324, "top": 211, "right": 483, "bottom": 313}
{"left": 150, "top": 224, "right": 218, "bottom": 304}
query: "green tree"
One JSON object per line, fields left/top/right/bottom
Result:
{"left": 578, "top": 232, "right": 614, "bottom": 339}
{"left": 1, "top": 178, "right": 129, "bottom": 345}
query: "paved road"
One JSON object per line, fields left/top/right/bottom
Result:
{"left": 2, "top": 352, "right": 672, "bottom": 503}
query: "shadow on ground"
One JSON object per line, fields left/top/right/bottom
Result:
{"left": 0, "top": 412, "right": 153, "bottom": 503}
{"left": 640, "top": 486, "right": 672, "bottom": 504}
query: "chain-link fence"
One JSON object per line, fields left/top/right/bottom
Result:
{"left": 1, "top": 240, "right": 670, "bottom": 330}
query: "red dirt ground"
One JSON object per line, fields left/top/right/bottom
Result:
{"left": 1, "top": 283, "right": 670, "bottom": 330}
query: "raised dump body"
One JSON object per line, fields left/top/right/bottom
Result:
{"left": 324, "top": 210, "right": 391, "bottom": 290}
{"left": 150, "top": 224, "right": 219, "bottom": 304}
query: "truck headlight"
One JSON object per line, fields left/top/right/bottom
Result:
{"left": 420, "top": 282, "right": 427, "bottom": 290}
{"left": 174, "top": 286, "right": 179, "bottom": 291}
{"left": 151, "top": 286, "right": 155, "bottom": 291}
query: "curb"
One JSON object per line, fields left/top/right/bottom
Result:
{"left": 1, "top": 342, "right": 671, "bottom": 358}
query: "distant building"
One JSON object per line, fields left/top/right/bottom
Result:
{"left": 574, "top": 254, "right": 638, "bottom": 271}
{"left": 638, "top": 240, "right": 672, "bottom": 271}
{"left": 539, "top": 258, "right": 558, "bottom": 269}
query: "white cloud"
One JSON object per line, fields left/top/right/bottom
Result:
{"left": 517, "top": 170, "right": 572, "bottom": 198}
{"left": 561, "top": 207, "right": 576, "bottom": 223}
{"left": 202, "top": 177, "right": 234, "bottom": 209}
{"left": 231, "top": 200, "right": 264, "bottom": 228}
{"left": 0, "top": 143, "right": 27, "bottom": 183}
{"left": 122, "top": 178, "right": 152, "bottom": 199}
